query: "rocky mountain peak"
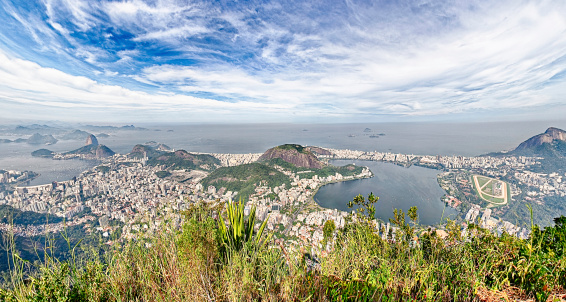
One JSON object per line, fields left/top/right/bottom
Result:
{"left": 259, "top": 144, "right": 324, "bottom": 169}
{"left": 544, "top": 127, "right": 566, "bottom": 141}
{"left": 515, "top": 127, "right": 566, "bottom": 151}
{"left": 86, "top": 134, "right": 98, "bottom": 146}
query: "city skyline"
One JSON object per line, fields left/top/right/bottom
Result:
{"left": 1, "top": 0, "right": 566, "bottom": 123}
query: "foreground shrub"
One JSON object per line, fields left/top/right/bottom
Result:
{"left": 1, "top": 200, "right": 565, "bottom": 301}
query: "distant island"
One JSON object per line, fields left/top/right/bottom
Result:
{"left": 31, "top": 134, "right": 115, "bottom": 160}
{"left": 0, "top": 133, "right": 58, "bottom": 145}
{"left": 369, "top": 133, "right": 385, "bottom": 138}
{"left": 63, "top": 134, "right": 114, "bottom": 159}
{"left": 31, "top": 149, "right": 55, "bottom": 158}
{"left": 2, "top": 124, "right": 147, "bottom": 146}
{"left": 83, "top": 124, "right": 148, "bottom": 131}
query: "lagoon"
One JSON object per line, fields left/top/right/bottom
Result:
{"left": 314, "top": 160, "right": 458, "bottom": 225}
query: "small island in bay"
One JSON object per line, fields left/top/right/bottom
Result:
{"left": 62, "top": 135, "right": 114, "bottom": 159}
{"left": 31, "top": 149, "right": 55, "bottom": 158}
{"left": 32, "top": 134, "right": 116, "bottom": 160}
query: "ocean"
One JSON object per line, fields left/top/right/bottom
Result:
{"left": 1, "top": 120, "right": 563, "bottom": 185}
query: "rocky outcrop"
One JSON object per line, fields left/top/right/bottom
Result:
{"left": 86, "top": 134, "right": 98, "bottom": 146}
{"left": 259, "top": 144, "right": 325, "bottom": 169}
{"left": 515, "top": 127, "right": 566, "bottom": 151}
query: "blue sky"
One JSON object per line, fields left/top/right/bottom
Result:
{"left": 0, "top": 0, "right": 565, "bottom": 123}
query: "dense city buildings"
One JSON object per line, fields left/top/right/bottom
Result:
{"left": 0, "top": 147, "right": 562, "bottom": 248}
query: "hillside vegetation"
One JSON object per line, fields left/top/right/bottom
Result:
{"left": 200, "top": 163, "right": 291, "bottom": 200}
{"left": 266, "top": 157, "right": 364, "bottom": 179}
{"left": 129, "top": 144, "right": 220, "bottom": 171}
{"left": 1, "top": 198, "right": 565, "bottom": 301}
{"left": 147, "top": 150, "right": 220, "bottom": 171}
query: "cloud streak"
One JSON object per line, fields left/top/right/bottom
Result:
{"left": 0, "top": 0, "right": 565, "bottom": 122}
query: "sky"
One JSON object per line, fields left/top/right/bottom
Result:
{"left": 0, "top": 0, "right": 566, "bottom": 123}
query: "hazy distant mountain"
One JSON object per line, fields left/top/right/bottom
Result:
{"left": 60, "top": 130, "right": 92, "bottom": 140}
{"left": 0, "top": 133, "right": 57, "bottom": 145}
{"left": 26, "top": 133, "right": 58, "bottom": 145}
{"left": 258, "top": 144, "right": 325, "bottom": 169}
{"left": 83, "top": 124, "right": 148, "bottom": 131}
{"left": 12, "top": 124, "right": 65, "bottom": 135}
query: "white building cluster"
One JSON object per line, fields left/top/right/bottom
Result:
{"left": 210, "top": 153, "right": 262, "bottom": 166}
{"left": 0, "top": 170, "right": 35, "bottom": 184}
{"left": 464, "top": 205, "right": 530, "bottom": 239}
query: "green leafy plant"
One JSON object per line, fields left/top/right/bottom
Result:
{"left": 3, "top": 197, "right": 566, "bottom": 301}
{"left": 322, "top": 220, "right": 336, "bottom": 245}
{"left": 389, "top": 206, "right": 419, "bottom": 243}
{"left": 217, "top": 198, "right": 270, "bottom": 254}
{"left": 347, "top": 193, "right": 379, "bottom": 222}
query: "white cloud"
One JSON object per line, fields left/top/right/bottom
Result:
{"left": 135, "top": 0, "right": 566, "bottom": 117}
{"left": 141, "top": 1, "right": 566, "bottom": 117}
{"left": 45, "top": 0, "right": 99, "bottom": 31}
{"left": 0, "top": 50, "right": 291, "bottom": 121}
{"left": 133, "top": 25, "right": 210, "bottom": 42}
{"left": 1, "top": 0, "right": 566, "bottom": 122}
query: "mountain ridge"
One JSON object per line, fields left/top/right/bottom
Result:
{"left": 515, "top": 127, "right": 566, "bottom": 152}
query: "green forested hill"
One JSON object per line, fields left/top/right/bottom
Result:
{"left": 200, "top": 163, "right": 290, "bottom": 200}
{"left": 147, "top": 150, "right": 220, "bottom": 171}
